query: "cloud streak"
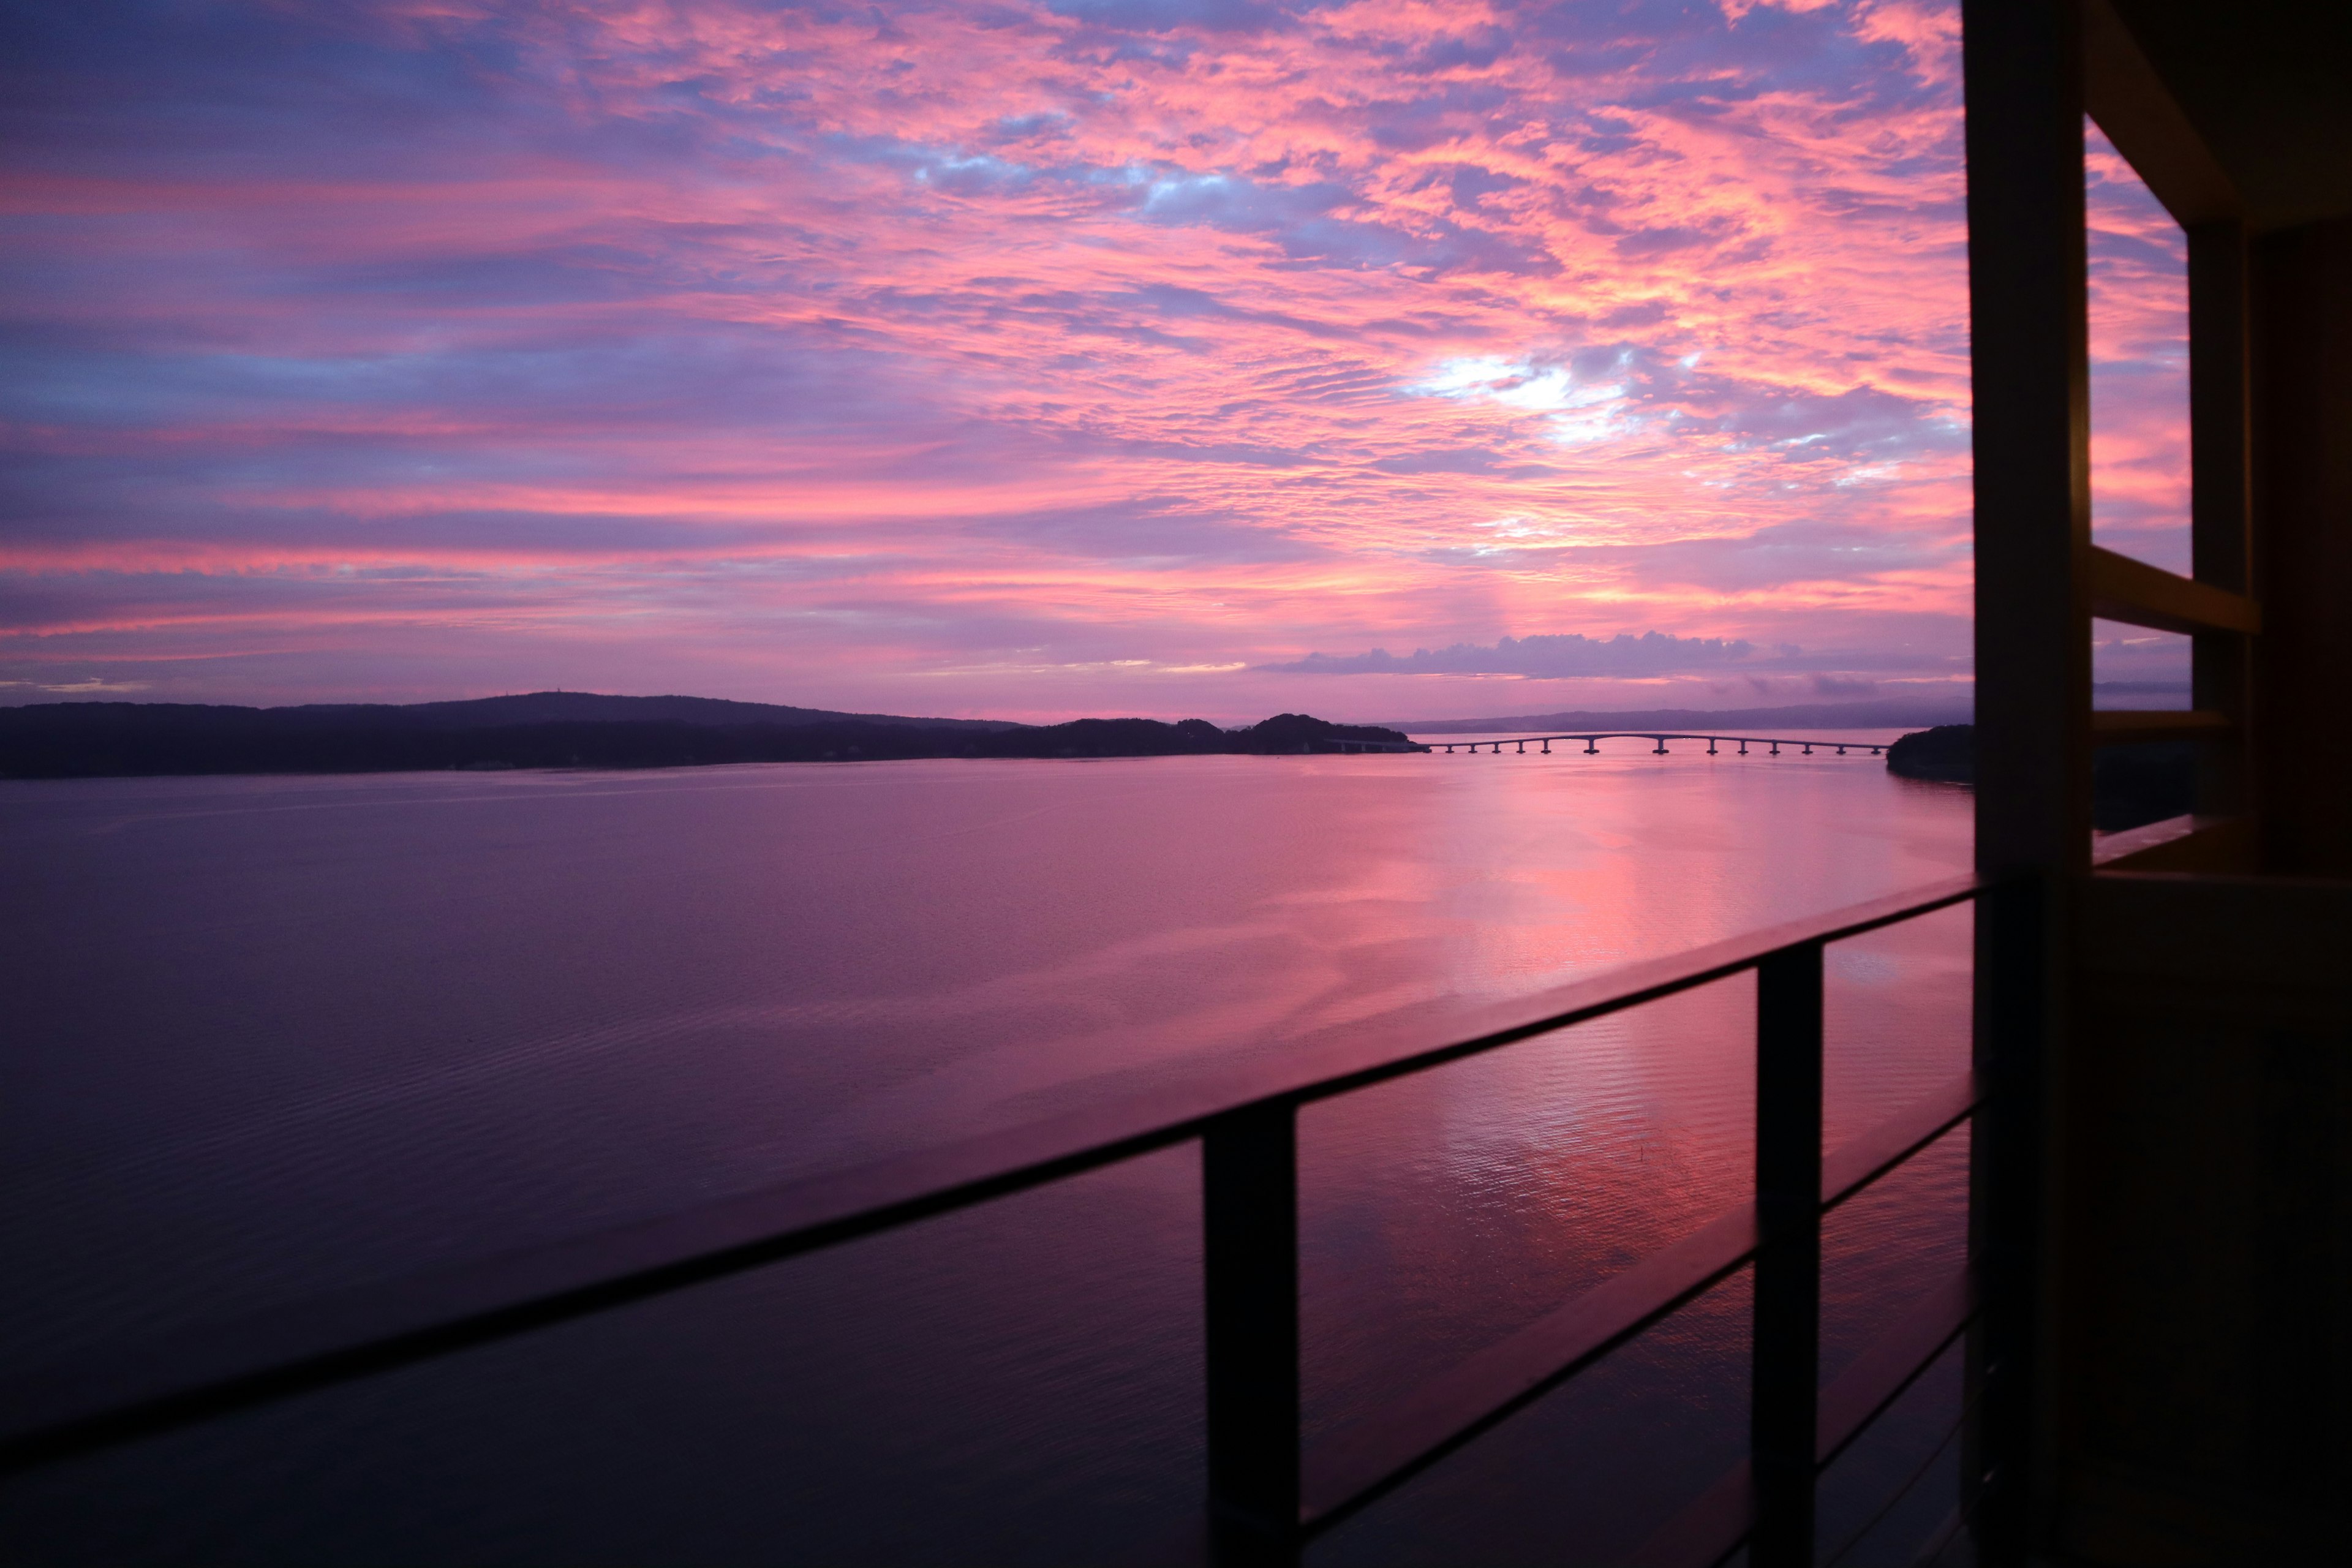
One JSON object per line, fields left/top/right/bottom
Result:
{"left": 0, "top": 0, "right": 2169, "bottom": 716}
{"left": 1267, "top": 631, "right": 1760, "bottom": 677}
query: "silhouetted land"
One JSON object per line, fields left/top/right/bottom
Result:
{"left": 1887, "top": 723, "right": 2195, "bottom": 831}
{"left": 1884, "top": 725, "right": 1977, "bottom": 783}
{"left": 0, "top": 696, "right": 1418, "bottom": 778}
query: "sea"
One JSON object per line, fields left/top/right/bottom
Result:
{"left": 0, "top": 733, "right": 1976, "bottom": 1566}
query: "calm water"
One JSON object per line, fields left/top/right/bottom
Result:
{"left": 0, "top": 739, "right": 1974, "bottom": 1564}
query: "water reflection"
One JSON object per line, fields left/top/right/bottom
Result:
{"left": 0, "top": 747, "right": 1971, "bottom": 1562}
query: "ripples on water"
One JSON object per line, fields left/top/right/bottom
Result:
{"left": 0, "top": 740, "right": 1972, "bottom": 1564}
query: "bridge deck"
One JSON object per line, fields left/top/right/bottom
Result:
{"left": 1419, "top": 732, "right": 1887, "bottom": 757}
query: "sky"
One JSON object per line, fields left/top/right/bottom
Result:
{"left": 2, "top": 0, "right": 2189, "bottom": 722}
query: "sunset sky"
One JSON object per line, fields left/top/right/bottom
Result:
{"left": 2, "top": 0, "right": 2188, "bottom": 722}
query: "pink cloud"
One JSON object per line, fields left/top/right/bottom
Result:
{"left": 2084, "top": 120, "right": 2191, "bottom": 578}
{"left": 0, "top": 0, "right": 2169, "bottom": 715}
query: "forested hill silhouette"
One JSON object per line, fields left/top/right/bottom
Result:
{"left": 1886, "top": 723, "right": 2193, "bottom": 832}
{"left": 177, "top": 691, "right": 1026, "bottom": 732}
{"left": 0, "top": 700, "right": 1417, "bottom": 778}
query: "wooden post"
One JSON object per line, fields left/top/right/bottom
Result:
{"left": 2188, "top": 219, "right": 2255, "bottom": 823}
{"left": 1963, "top": 0, "right": 2090, "bottom": 1559}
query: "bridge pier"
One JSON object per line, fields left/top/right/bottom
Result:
{"left": 1418, "top": 731, "right": 1863, "bottom": 762}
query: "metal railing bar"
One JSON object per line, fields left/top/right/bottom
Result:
{"left": 1299, "top": 1064, "right": 1979, "bottom": 1531}
{"left": 1821, "top": 1072, "right": 1978, "bottom": 1213}
{"left": 0, "top": 1105, "right": 1208, "bottom": 1476}
{"left": 1300, "top": 1202, "right": 1758, "bottom": 1531}
{"left": 1276, "top": 873, "right": 1982, "bottom": 1115}
{"left": 1909, "top": 1498, "right": 1973, "bottom": 1567}
{"left": 0, "top": 872, "right": 1982, "bottom": 1480}
{"left": 1630, "top": 1268, "right": 1977, "bottom": 1568}
{"left": 1627, "top": 1460, "right": 1751, "bottom": 1568}
{"left": 1822, "top": 1367, "right": 1975, "bottom": 1567}
{"left": 1813, "top": 1268, "right": 1977, "bottom": 1473}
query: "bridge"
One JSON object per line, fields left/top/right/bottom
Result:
{"left": 1424, "top": 731, "right": 1887, "bottom": 757}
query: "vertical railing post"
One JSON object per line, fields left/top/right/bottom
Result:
{"left": 1204, "top": 1101, "right": 1301, "bottom": 1567}
{"left": 1752, "top": 941, "right": 1825, "bottom": 1567}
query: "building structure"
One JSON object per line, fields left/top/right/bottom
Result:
{"left": 1965, "top": 0, "right": 2352, "bottom": 1558}
{"left": 1, "top": 2, "right": 2345, "bottom": 1564}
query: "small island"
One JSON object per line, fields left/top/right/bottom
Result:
{"left": 1886, "top": 722, "right": 2196, "bottom": 831}
{"left": 1884, "top": 723, "right": 1976, "bottom": 783}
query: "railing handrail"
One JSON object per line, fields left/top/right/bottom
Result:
{"left": 1303, "top": 1068, "right": 1980, "bottom": 1530}
{"left": 0, "top": 869, "right": 1987, "bottom": 1554}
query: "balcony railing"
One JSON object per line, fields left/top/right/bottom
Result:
{"left": 0, "top": 872, "right": 1988, "bottom": 1567}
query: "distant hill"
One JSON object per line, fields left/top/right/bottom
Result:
{"left": 1384, "top": 698, "right": 1974, "bottom": 735}
{"left": 94, "top": 691, "right": 1028, "bottom": 733}
{"left": 0, "top": 698, "right": 1417, "bottom": 778}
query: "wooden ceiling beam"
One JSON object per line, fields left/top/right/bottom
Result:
{"left": 2081, "top": 0, "right": 2239, "bottom": 227}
